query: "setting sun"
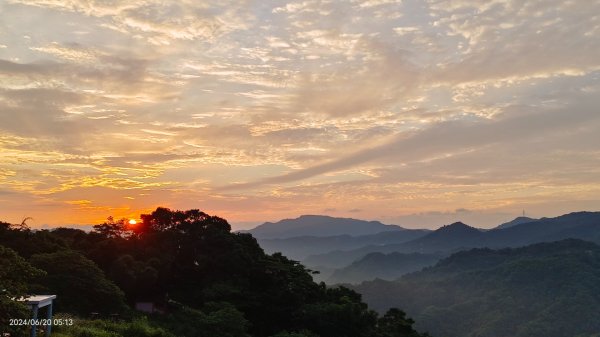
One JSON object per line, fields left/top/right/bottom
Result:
{"left": 128, "top": 219, "right": 137, "bottom": 225}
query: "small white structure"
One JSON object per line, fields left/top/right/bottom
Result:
{"left": 18, "top": 295, "right": 56, "bottom": 337}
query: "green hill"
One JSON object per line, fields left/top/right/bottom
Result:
{"left": 353, "top": 239, "right": 600, "bottom": 337}
{"left": 327, "top": 252, "right": 441, "bottom": 284}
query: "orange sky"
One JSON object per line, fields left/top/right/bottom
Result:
{"left": 1, "top": 0, "right": 599, "bottom": 230}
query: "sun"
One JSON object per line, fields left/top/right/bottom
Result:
{"left": 128, "top": 219, "right": 137, "bottom": 225}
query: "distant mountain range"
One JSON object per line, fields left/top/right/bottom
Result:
{"left": 241, "top": 212, "right": 600, "bottom": 335}
{"left": 301, "top": 222, "right": 485, "bottom": 269}
{"left": 352, "top": 239, "right": 600, "bottom": 337}
{"left": 303, "top": 212, "right": 600, "bottom": 273}
{"left": 406, "top": 212, "right": 600, "bottom": 250}
{"left": 483, "top": 211, "right": 600, "bottom": 247}
{"left": 245, "top": 215, "right": 404, "bottom": 239}
{"left": 247, "top": 212, "right": 600, "bottom": 285}
{"left": 257, "top": 229, "right": 430, "bottom": 261}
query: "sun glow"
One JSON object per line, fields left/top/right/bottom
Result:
{"left": 128, "top": 219, "right": 137, "bottom": 225}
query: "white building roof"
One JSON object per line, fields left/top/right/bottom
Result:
{"left": 17, "top": 295, "right": 56, "bottom": 307}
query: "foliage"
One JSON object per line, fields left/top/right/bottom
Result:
{"left": 29, "top": 250, "right": 128, "bottom": 315}
{"left": 0, "top": 221, "right": 68, "bottom": 258}
{"left": 378, "top": 309, "right": 432, "bottom": 337}
{"left": 354, "top": 239, "right": 600, "bottom": 337}
{"left": 0, "top": 245, "right": 46, "bottom": 337}
{"left": 0, "top": 209, "right": 429, "bottom": 337}
{"left": 52, "top": 315, "right": 173, "bottom": 337}
{"left": 93, "top": 217, "right": 133, "bottom": 239}
{"left": 154, "top": 301, "right": 250, "bottom": 337}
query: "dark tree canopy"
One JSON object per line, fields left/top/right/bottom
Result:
{"left": 93, "top": 216, "right": 133, "bottom": 239}
{"left": 0, "top": 245, "right": 45, "bottom": 336}
{"left": 29, "top": 250, "right": 128, "bottom": 315}
{"left": 0, "top": 208, "right": 429, "bottom": 337}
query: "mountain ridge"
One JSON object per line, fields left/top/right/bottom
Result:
{"left": 494, "top": 216, "right": 536, "bottom": 230}
{"left": 245, "top": 214, "right": 405, "bottom": 239}
{"left": 303, "top": 211, "right": 600, "bottom": 272}
{"left": 257, "top": 229, "right": 430, "bottom": 260}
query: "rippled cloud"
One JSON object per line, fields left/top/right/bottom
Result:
{"left": 0, "top": 0, "right": 598, "bottom": 228}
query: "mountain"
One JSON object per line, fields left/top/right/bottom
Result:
{"left": 353, "top": 239, "right": 600, "bottom": 337}
{"left": 327, "top": 252, "right": 441, "bottom": 284}
{"left": 400, "top": 222, "right": 484, "bottom": 252}
{"left": 246, "top": 215, "right": 404, "bottom": 239}
{"left": 304, "top": 212, "right": 600, "bottom": 270}
{"left": 494, "top": 216, "right": 536, "bottom": 229}
{"left": 303, "top": 222, "right": 482, "bottom": 268}
{"left": 257, "top": 229, "right": 430, "bottom": 260}
{"left": 303, "top": 243, "right": 412, "bottom": 269}
{"left": 483, "top": 211, "right": 600, "bottom": 247}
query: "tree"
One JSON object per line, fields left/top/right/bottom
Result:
{"left": 136, "top": 207, "right": 230, "bottom": 234}
{"left": 29, "top": 250, "right": 127, "bottom": 315}
{"left": 0, "top": 245, "right": 45, "bottom": 336}
{"left": 93, "top": 216, "right": 133, "bottom": 239}
{"left": 158, "top": 302, "right": 250, "bottom": 337}
{"left": 296, "top": 286, "right": 379, "bottom": 337}
{"left": 377, "top": 308, "right": 430, "bottom": 337}
{"left": 0, "top": 222, "right": 69, "bottom": 259}
{"left": 108, "top": 254, "right": 159, "bottom": 301}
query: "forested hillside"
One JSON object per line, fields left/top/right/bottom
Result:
{"left": 0, "top": 209, "right": 429, "bottom": 337}
{"left": 353, "top": 239, "right": 600, "bottom": 337}
{"left": 327, "top": 252, "right": 441, "bottom": 284}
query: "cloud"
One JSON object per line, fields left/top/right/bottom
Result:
{"left": 225, "top": 95, "right": 600, "bottom": 189}
{"left": 290, "top": 37, "right": 420, "bottom": 117}
{"left": 8, "top": 0, "right": 252, "bottom": 44}
{"left": 1, "top": 0, "right": 599, "bottom": 227}
{"left": 429, "top": 0, "right": 600, "bottom": 84}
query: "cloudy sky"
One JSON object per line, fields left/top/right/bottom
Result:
{"left": 0, "top": 0, "right": 599, "bottom": 230}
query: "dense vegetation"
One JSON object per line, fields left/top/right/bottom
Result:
{"left": 353, "top": 239, "right": 600, "bottom": 337}
{"left": 0, "top": 209, "right": 429, "bottom": 337}
{"left": 0, "top": 243, "right": 45, "bottom": 336}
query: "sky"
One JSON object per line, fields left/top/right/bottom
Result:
{"left": 0, "top": 0, "right": 599, "bottom": 230}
